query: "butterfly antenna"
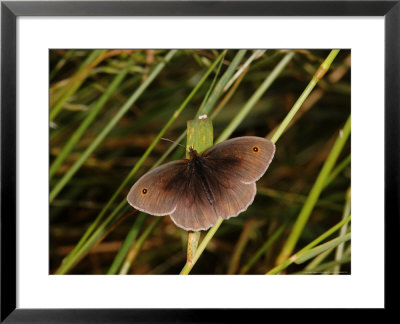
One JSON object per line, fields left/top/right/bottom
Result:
{"left": 160, "top": 137, "right": 185, "bottom": 148}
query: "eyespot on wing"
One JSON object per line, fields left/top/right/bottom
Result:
{"left": 126, "top": 160, "right": 188, "bottom": 216}
{"left": 202, "top": 136, "right": 275, "bottom": 184}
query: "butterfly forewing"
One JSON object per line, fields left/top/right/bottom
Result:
{"left": 203, "top": 136, "right": 275, "bottom": 184}
{"left": 127, "top": 160, "right": 188, "bottom": 216}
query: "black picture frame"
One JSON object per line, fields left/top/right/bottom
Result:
{"left": 1, "top": 0, "right": 398, "bottom": 321}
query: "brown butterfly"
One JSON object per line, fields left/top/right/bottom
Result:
{"left": 127, "top": 136, "right": 275, "bottom": 231}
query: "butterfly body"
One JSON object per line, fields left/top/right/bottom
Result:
{"left": 190, "top": 159, "right": 217, "bottom": 207}
{"left": 127, "top": 136, "right": 275, "bottom": 231}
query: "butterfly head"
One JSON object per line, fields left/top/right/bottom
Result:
{"left": 188, "top": 147, "right": 199, "bottom": 160}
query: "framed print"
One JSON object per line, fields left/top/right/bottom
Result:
{"left": 1, "top": 0, "right": 398, "bottom": 322}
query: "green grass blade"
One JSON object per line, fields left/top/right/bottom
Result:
{"left": 218, "top": 51, "right": 295, "bottom": 142}
{"left": 55, "top": 200, "right": 129, "bottom": 274}
{"left": 106, "top": 212, "right": 147, "bottom": 275}
{"left": 50, "top": 49, "right": 106, "bottom": 121}
{"left": 119, "top": 217, "right": 163, "bottom": 274}
{"left": 270, "top": 49, "right": 340, "bottom": 143}
{"left": 333, "top": 187, "right": 351, "bottom": 274}
{"left": 239, "top": 223, "right": 286, "bottom": 274}
{"left": 50, "top": 60, "right": 133, "bottom": 179}
{"left": 266, "top": 215, "right": 351, "bottom": 274}
{"left": 197, "top": 50, "right": 246, "bottom": 117}
{"left": 294, "top": 232, "right": 351, "bottom": 264}
{"left": 197, "top": 50, "right": 227, "bottom": 113}
{"left": 295, "top": 255, "right": 351, "bottom": 274}
{"left": 303, "top": 247, "right": 335, "bottom": 273}
{"left": 275, "top": 115, "right": 351, "bottom": 265}
{"left": 324, "top": 155, "right": 351, "bottom": 188}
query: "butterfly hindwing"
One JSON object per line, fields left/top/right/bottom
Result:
{"left": 213, "top": 180, "right": 257, "bottom": 221}
{"left": 170, "top": 186, "right": 218, "bottom": 231}
{"left": 170, "top": 157, "right": 257, "bottom": 230}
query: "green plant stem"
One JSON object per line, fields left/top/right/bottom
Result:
{"left": 295, "top": 255, "right": 351, "bottom": 274}
{"left": 119, "top": 217, "right": 163, "bottom": 274}
{"left": 180, "top": 221, "right": 222, "bottom": 275}
{"left": 294, "top": 232, "right": 351, "bottom": 264}
{"left": 187, "top": 232, "right": 201, "bottom": 267}
{"left": 333, "top": 187, "right": 351, "bottom": 274}
{"left": 197, "top": 50, "right": 246, "bottom": 117}
{"left": 270, "top": 49, "right": 340, "bottom": 143}
{"left": 50, "top": 50, "right": 177, "bottom": 203}
{"left": 107, "top": 212, "right": 147, "bottom": 274}
{"left": 218, "top": 51, "right": 295, "bottom": 142}
{"left": 303, "top": 247, "right": 335, "bottom": 272}
{"left": 184, "top": 117, "right": 213, "bottom": 266}
{"left": 239, "top": 223, "right": 286, "bottom": 274}
{"left": 275, "top": 115, "right": 351, "bottom": 265}
{"left": 211, "top": 62, "right": 250, "bottom": 119}
{"left": 266, "top": 215, "right": 351, "bottom": 274}
{"left": 227, "top": 220, "right": 260, "bottom": 274}
{"left": 223, "top": 50, "right": 266, "bottom": 92}
{"left": 197, "top": 50, "right": 226, "bottom": 113}
{"left": 324, "top": 155, "right": 351, "bottom": 188}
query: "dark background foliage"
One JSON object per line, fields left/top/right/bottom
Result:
{"left": 49, "top": 49, "right": 350, "bottom": 274}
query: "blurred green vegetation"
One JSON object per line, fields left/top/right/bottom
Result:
{"left": 49, "top": 49, "right": 351, "bottom": 275}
